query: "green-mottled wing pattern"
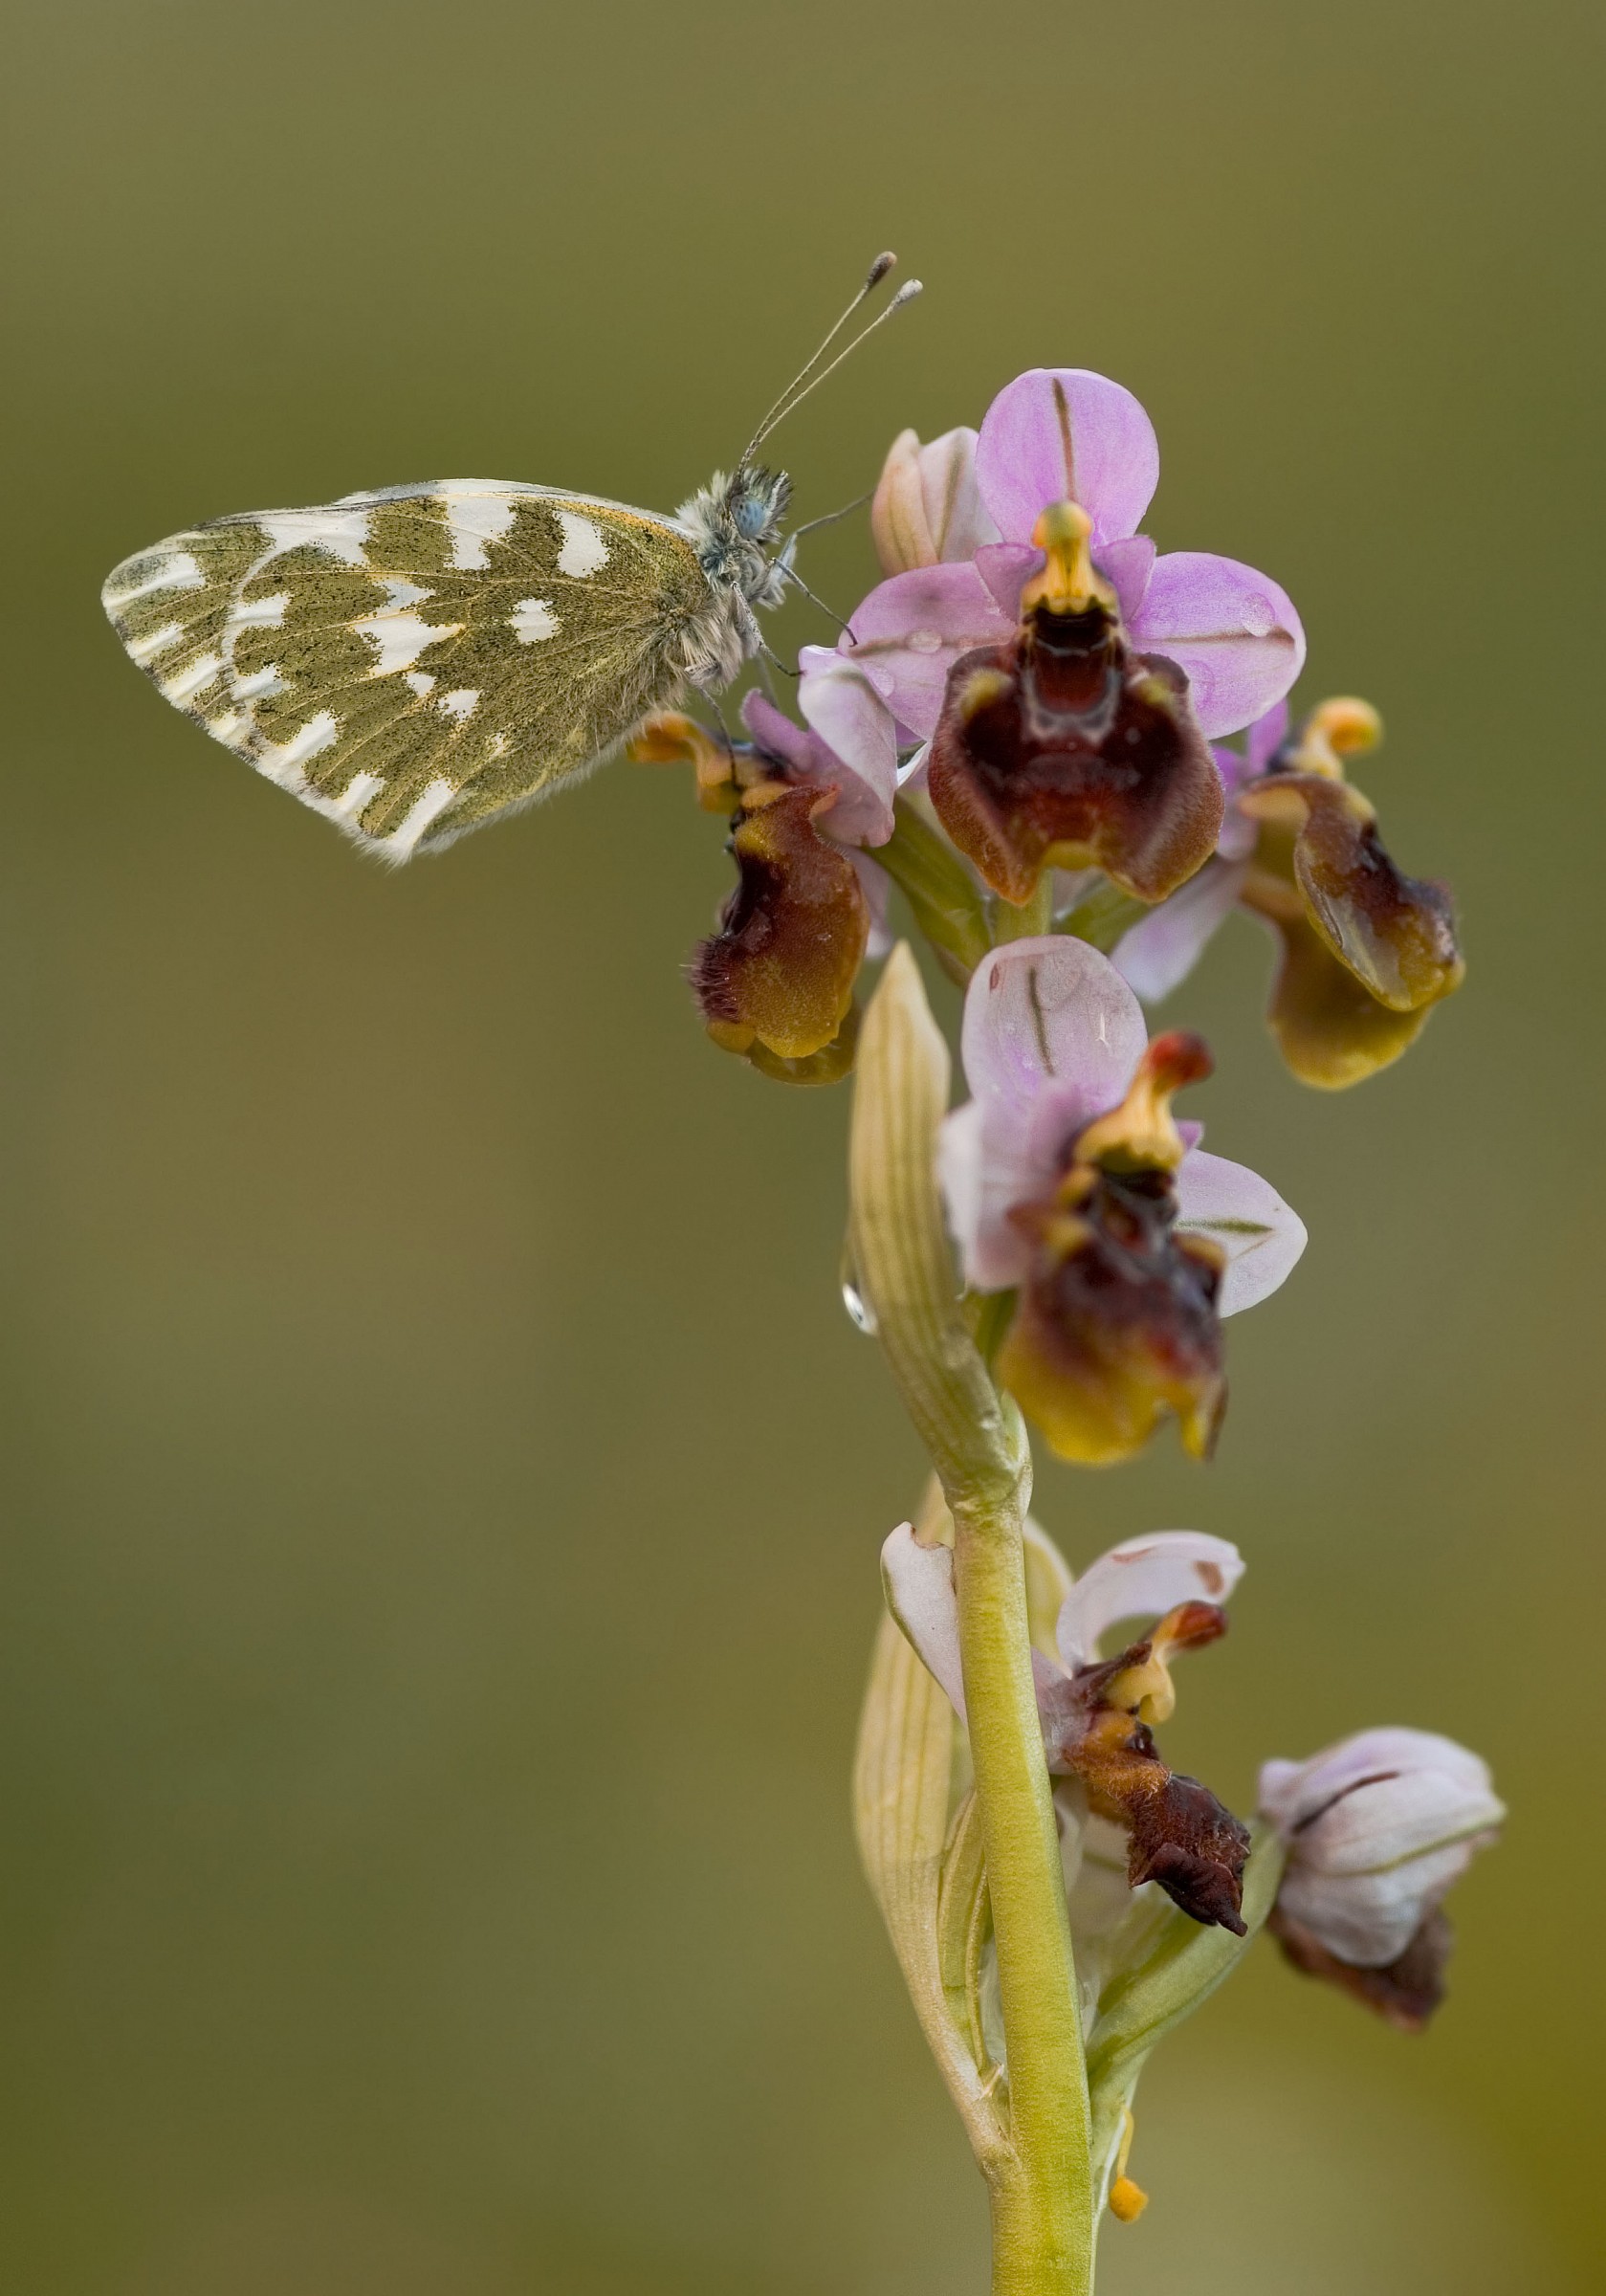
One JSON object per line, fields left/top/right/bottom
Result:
{"left": 101, "top": 483, "right": 718, "bottom": 857}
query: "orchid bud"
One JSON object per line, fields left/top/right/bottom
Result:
{"left": 1258, "top": 1728, "right": 1503, "bottom": 2028}
{"left": 870, "top": 425, "right": 994, "bottom": 575}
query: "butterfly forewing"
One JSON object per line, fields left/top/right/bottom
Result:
{"left": 101, "top": 483, "right": 715, "bottom": 857}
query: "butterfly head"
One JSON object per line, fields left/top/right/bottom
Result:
{"left": 677, "top": 465, "right": 794, "bottom": 614}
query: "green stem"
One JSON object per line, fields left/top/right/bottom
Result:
{"left": 875, "top": 800, "right": 992, "bottom": 980}
{"left": 953, "top": 1496, "right": 1095, "bottom": 2296}
{"left": 848, "top": 948, "right": 1094, "bottom": 2296}
{"left": 991, "top": 874, "right": 1054, "bottom": 943}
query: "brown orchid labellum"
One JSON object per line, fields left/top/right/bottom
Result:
{"left": 628, "top": 713, "right": 867, "bottom": 1077}
{"left": 1040, "top": 1599, "right": 1250, "bottom": 1932}
{"left": 1237, "top": 700, "right": 1465, "bottom": 1089}
{"left": 997, "top": 1030, "right": 1228, "bottom": 1465}
{"left": 926, "top": 501, "right": 1224, "bottom": 908}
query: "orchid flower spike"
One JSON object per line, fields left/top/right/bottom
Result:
{"left": 1259, "top": 1728, "right": 1504, "bottom": 2029}
{"left": 937, "top": 935, "right": 1306, "bottom": 1463}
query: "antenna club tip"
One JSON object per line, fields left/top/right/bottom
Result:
{"left": 891, "top": 279, "right": 924, "bottom": 306}
{"left": 867, "top": 251, "right": 897, "bottom": 286}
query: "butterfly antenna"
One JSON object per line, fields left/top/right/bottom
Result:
{"left": 739, "top": 254, "right": 910, "bottom": 468}
{"left": 788, "top": 490, "right": 874, "bottom": 540}
{"left": 781, "top": 564, "right": 855, "bottom": 642}
{"left": 746, "top": 283, "right": 923, "bottom": 463}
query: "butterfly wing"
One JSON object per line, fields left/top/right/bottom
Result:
{"left": 101, "top": 482, "right": 724, "bottom": 858}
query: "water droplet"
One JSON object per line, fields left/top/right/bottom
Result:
{"left": 838, "top": 1235, "right": 878, "bottom": 1334}
{"left": 1240, "top": 594, "right": 1274, "bottom": 638}
{"left": 909, "top": 628, "right": 943, "bottom": 654}
{"left": 842, "top": 1281, "right": 877, "bottom": 1334}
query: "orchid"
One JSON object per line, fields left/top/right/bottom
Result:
{"left": 1260, "top": 1728, "right": 1504, "bottom": 2028}
{"left": 884, "top": 1519, "right": 1252, "bottom": 1937}
{"left": 937, "top": 934, "right": 1306, "bottom": 1461}
{"left": 627, "top": 667, "right": 899, "bottom": 1078}
{"left": 849, "top": 380, "right": 1305, "bottom": 906}
{"left": 850, "top": 372, "right": 1305, "bottom": 746}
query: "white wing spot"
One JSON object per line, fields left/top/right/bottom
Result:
{"left": 381, "top": 577, "right": 431, "bottom": 610}
{"left": 229, "top": 592, "right": 291, "bottom": 630}
{"left": 405, "top": 671, "right": 435, "bottom": 697}
{"left": 382, "top": 777, "right": 457, "bottom": 857}
{"left": 161, "top": 651, "right": 223, "bottom": 705}
{"left": 126, "top": 620, "right": 186, "bottom": 663}
{"left": 257, "top": 710, "right": 341, "bottom": 785}
{"left": 512, "top": 596, "right": 559, "bottom": 643}
{"left": 104, "top": 551, "right": 205, "bottom": 608}
{"left": 445, "top": 496, "right": 517, "bottom": 570}
{"left": 356, "top": 611, "right": 459, "bottom": 676}
{"left": 231, "top": 663, "right": 285, "bottom": 702}
{"left": 259, "top": 508, "right": 371, "bottom": 566}
{"left": 330, "top": 770, "right": 385, "bottom": 821}
{"left": 489, "top": 732, "right": 511, "bottom": 759}
{"left": 556, "top": 511, "right": 608, "bottom": 578}
{"left": 208, "top": 712, "right": 246, "bottom": 744}
{"left": 437, "top": 688, "right": 479, "bottom": 719}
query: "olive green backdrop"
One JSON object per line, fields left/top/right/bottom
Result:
{"left": 3, "top": 3, "right": 1598, "bottom": 2289}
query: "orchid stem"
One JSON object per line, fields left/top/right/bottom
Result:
{"left": 952, "top": 1491, "right": 1096, "bottom": 2296}
{"left": 992, "top": 875, "right": 1054, "bottom": 943}
{"left": 849, "top": 946, "right": 1095, "bottom": 2296}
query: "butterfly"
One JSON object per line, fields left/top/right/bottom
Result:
{"left": 100, "top": 258, "right": 919, "bottom": 863}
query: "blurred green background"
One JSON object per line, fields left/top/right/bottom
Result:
{"left": 3, "top": 2, "right": 1599, "bottom": 2288}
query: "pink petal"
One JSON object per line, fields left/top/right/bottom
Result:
{"left": 974, "top": 541, "right": 1045, "bottom": 618}
{"left": 1261, "top": 1731, "right": 1504, "bottom": 1965}
{"left": 796, "top": 651, "right": 898, "bottom": 847}
{"left": 959, "top": 935, "right": 1148, "bottom": 1122}
{"left": 1207, "top": 747, "right": 1262, "bottom": 863}
{"left": 974, "top": 368, "right": 1161, "bottom": 548}
{"left": 1129, "top": 552, "right": 1307, "bottom": 740}
{"left": 880, "top": 1522, "right": 966, "bottom": 1717}
{"left": 1111, "top": 856, "right": 1246, "bottom": 1003}
{"left": 940, "top": 938, "right": 1149, "bottom": 1292}
{"left": 740, "top": 688, "right": 815, "bottom": 774}
{"left": 1096, "top": 534, "right": 1156, "bottom": 626}
{"left": 1260, "top": 1729, "right": 1498, "bottom": 1835}
{"left": 1055, "top": 1533, "right": 1246, "bottom": 1671}
{"left": 842, "top": 562, "right": 1012, "bottom": 740}
{"left": 1244, "top": 696, "right": 1291, "bottom": 773}
{"left": 1175, "top": 1147, "right": 1307, "bottom": 1314}
{"left": 935, "top": 1097, "right": 1010, "bottom": 1289}
{"left": 849, "top": 849, "right": 893, "bottom": 957}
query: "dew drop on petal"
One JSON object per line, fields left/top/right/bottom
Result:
{"left": 1240, "top": 594, "right": 1275, "bottom": 637}
{"left": 842, "top": 1280, "right": 878, "bottom": 1334}
{"left": 908, "top": 629, "right": 943, "bottom": 654}
{"left": 838, "top": 1235, "right": 879, "bottom": 1334}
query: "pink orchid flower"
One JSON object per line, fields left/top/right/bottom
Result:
{"left": 938, "top": 934, "right": 1307, "bottom": 1308}
{"left": 1260, "top": 1727, "right": 1503, "bottom": 2028}
{"left": 843, "top": 369, "right": 1306, "bottom": 743}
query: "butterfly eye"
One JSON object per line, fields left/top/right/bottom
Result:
{"left": 734, "top": 494, "right": 772, "bottom": 540}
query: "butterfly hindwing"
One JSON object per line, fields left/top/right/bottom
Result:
{"left": 101, "top": 483, "right": 718, "bottom": 857}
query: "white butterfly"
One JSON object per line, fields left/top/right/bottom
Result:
{"left": 101, "top": 258, "right": 919, "bottom": 862}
